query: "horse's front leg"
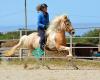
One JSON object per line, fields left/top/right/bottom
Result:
{"left": 58, "top": 46, "right": 79, "bottom": 70}
{"left": 24, "top": 48, "right": 33, "bottom": 69}
{"left": 58, "top": 46, "right": 72, "bottom": 57}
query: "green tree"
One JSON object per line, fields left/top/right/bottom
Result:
{"left": 82, "top": 29, "right": 100, "bottom": 44}
{"left": 0, "top": 31, "right": 20, "bottom": 39}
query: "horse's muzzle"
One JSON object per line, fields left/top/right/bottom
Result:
{"left": 70, "top": 29, "right": 75, "bottom": 35}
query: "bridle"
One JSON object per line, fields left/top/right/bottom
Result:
{"left": 64, "top": 19, "right": 75, "bottom": 34}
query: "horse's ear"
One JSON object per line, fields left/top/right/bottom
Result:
{"left": 63, "top": 15, "right": 68, "bottom": 20}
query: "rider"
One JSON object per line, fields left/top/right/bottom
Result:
{"left": 36, "top": 3, "right": 49, "bottom": 50}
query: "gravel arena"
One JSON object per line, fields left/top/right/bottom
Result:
{"left": 0, "top": 58, "right": 100, "bottom": 80}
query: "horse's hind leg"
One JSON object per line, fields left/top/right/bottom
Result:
{"left": 23, "top": 49, "right": 33, "bottom": 69}
{"left": 24, "top": 49, "right": 50, "bottom": 69}
{"left": 4, "top": 40, "right": 22, "bottom": 56}
{"left": 35, "top": 58, "right": 50, "bottom": 69}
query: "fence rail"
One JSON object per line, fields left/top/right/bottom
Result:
{"left": 0, "top": 28, "right": 100, "bottom": 60}
{"left": 0, "top": 56, "right": 100, "bottom": 59}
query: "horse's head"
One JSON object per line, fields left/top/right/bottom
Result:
{"left": 59, "top": 15, "right": 75, "bottom": 35}
{"left": 47, "top": 15, "right": 75, "bottom": 35}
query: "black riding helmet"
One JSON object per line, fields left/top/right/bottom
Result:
{"left": 41, "top": 3, "right": 48, "bottom": 8}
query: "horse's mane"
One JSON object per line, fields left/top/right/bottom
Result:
{"left": 46, "top": 15, "right": 69, "bottom": 35}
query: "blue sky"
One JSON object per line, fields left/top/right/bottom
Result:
{"left": 0, "top": 0, "right": 100, "bottom": 35}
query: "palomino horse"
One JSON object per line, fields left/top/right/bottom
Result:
{"left": 5, "top": 15, "right": 74, "bottom": 57}
{"left": 46, "top": 15, "right": 74, "bottom": 56}
{"left": 4, "top": 15, "right": 78, "bottom": 69}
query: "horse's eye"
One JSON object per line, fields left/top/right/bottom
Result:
{"left": 66, "top": 23, "right": 69, "bottom": 26}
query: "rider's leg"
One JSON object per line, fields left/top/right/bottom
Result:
{"left": 38, "top": 30, "right": 45, "bottom": 50}
{"left": 40, "top": 34, "right": 45, "bottom": 50}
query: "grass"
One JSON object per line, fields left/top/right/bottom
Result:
{"left": 0, "top": 58, "right": 100, "bottom": 68}
{"left": 75, "top": 59, "right": 100, "bottom": 67}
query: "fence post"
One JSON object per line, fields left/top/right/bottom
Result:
{"left": 19, "top": 30, "right": 22, "bottom": 60}
{"left": 20, "top": 30, "right": 22, "bottom": 38}
{"left": 70, "top": 35, "right": 73, "bottom": 55}
{"left": 19, "top": 48, "right": 22, "bottom": 60}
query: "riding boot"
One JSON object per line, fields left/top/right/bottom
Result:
{"left": 40, "top": 42, "right": 45, "bottom": 51}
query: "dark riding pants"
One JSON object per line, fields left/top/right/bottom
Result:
{"left": 38, "top": 29, "right": 45, "bottom": 50}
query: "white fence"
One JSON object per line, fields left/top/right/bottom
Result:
{"left": 0, "top": 28, "right": 100, "bottom": 59}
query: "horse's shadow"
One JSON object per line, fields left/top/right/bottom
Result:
{"left": 23, "top": 46, "right": 79, "bottom": 70}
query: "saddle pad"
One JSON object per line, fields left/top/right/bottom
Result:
{"left": 32, "top": 48, "right": 44, "bottom": 59}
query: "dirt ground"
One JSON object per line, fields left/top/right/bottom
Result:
{"left": 0, "top": 64, "right": 100, "bottom": 80}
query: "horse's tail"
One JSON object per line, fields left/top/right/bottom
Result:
{"left": 4, "top": 35, "right": 26, "bottom": 57}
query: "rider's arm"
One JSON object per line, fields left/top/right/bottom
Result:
{"left": 37, "top": 12, "right": 45, "bottom": 29}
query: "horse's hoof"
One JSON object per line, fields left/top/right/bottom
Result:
{"left": 3, "top": 54, "right": 11, "bottom": 57}
{"left": 74, "top": 66, "right": 79, "bottom": 70}
{"left": 24, "top": 64, "right": 28, "bottom": 69}
{"left": 67, "top": 56, "right": 73, "bottom": 61}
{"left": 67, "top": 55, "right": 73, "bottom": 57}
{"left": 46, "top": 66, "right": 51, "bottom": 70}
{"left": 3, "top": 50, "right": 13, "bottom": 57}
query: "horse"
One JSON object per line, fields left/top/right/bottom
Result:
{"left": 4, "top": 15, "right": 74, "bottom": 57}
{"left": 4, "top": 15, "right": 78, "bottom": 69}
{"left": 46, "top": 15, "right": 75, "bottom": 57}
